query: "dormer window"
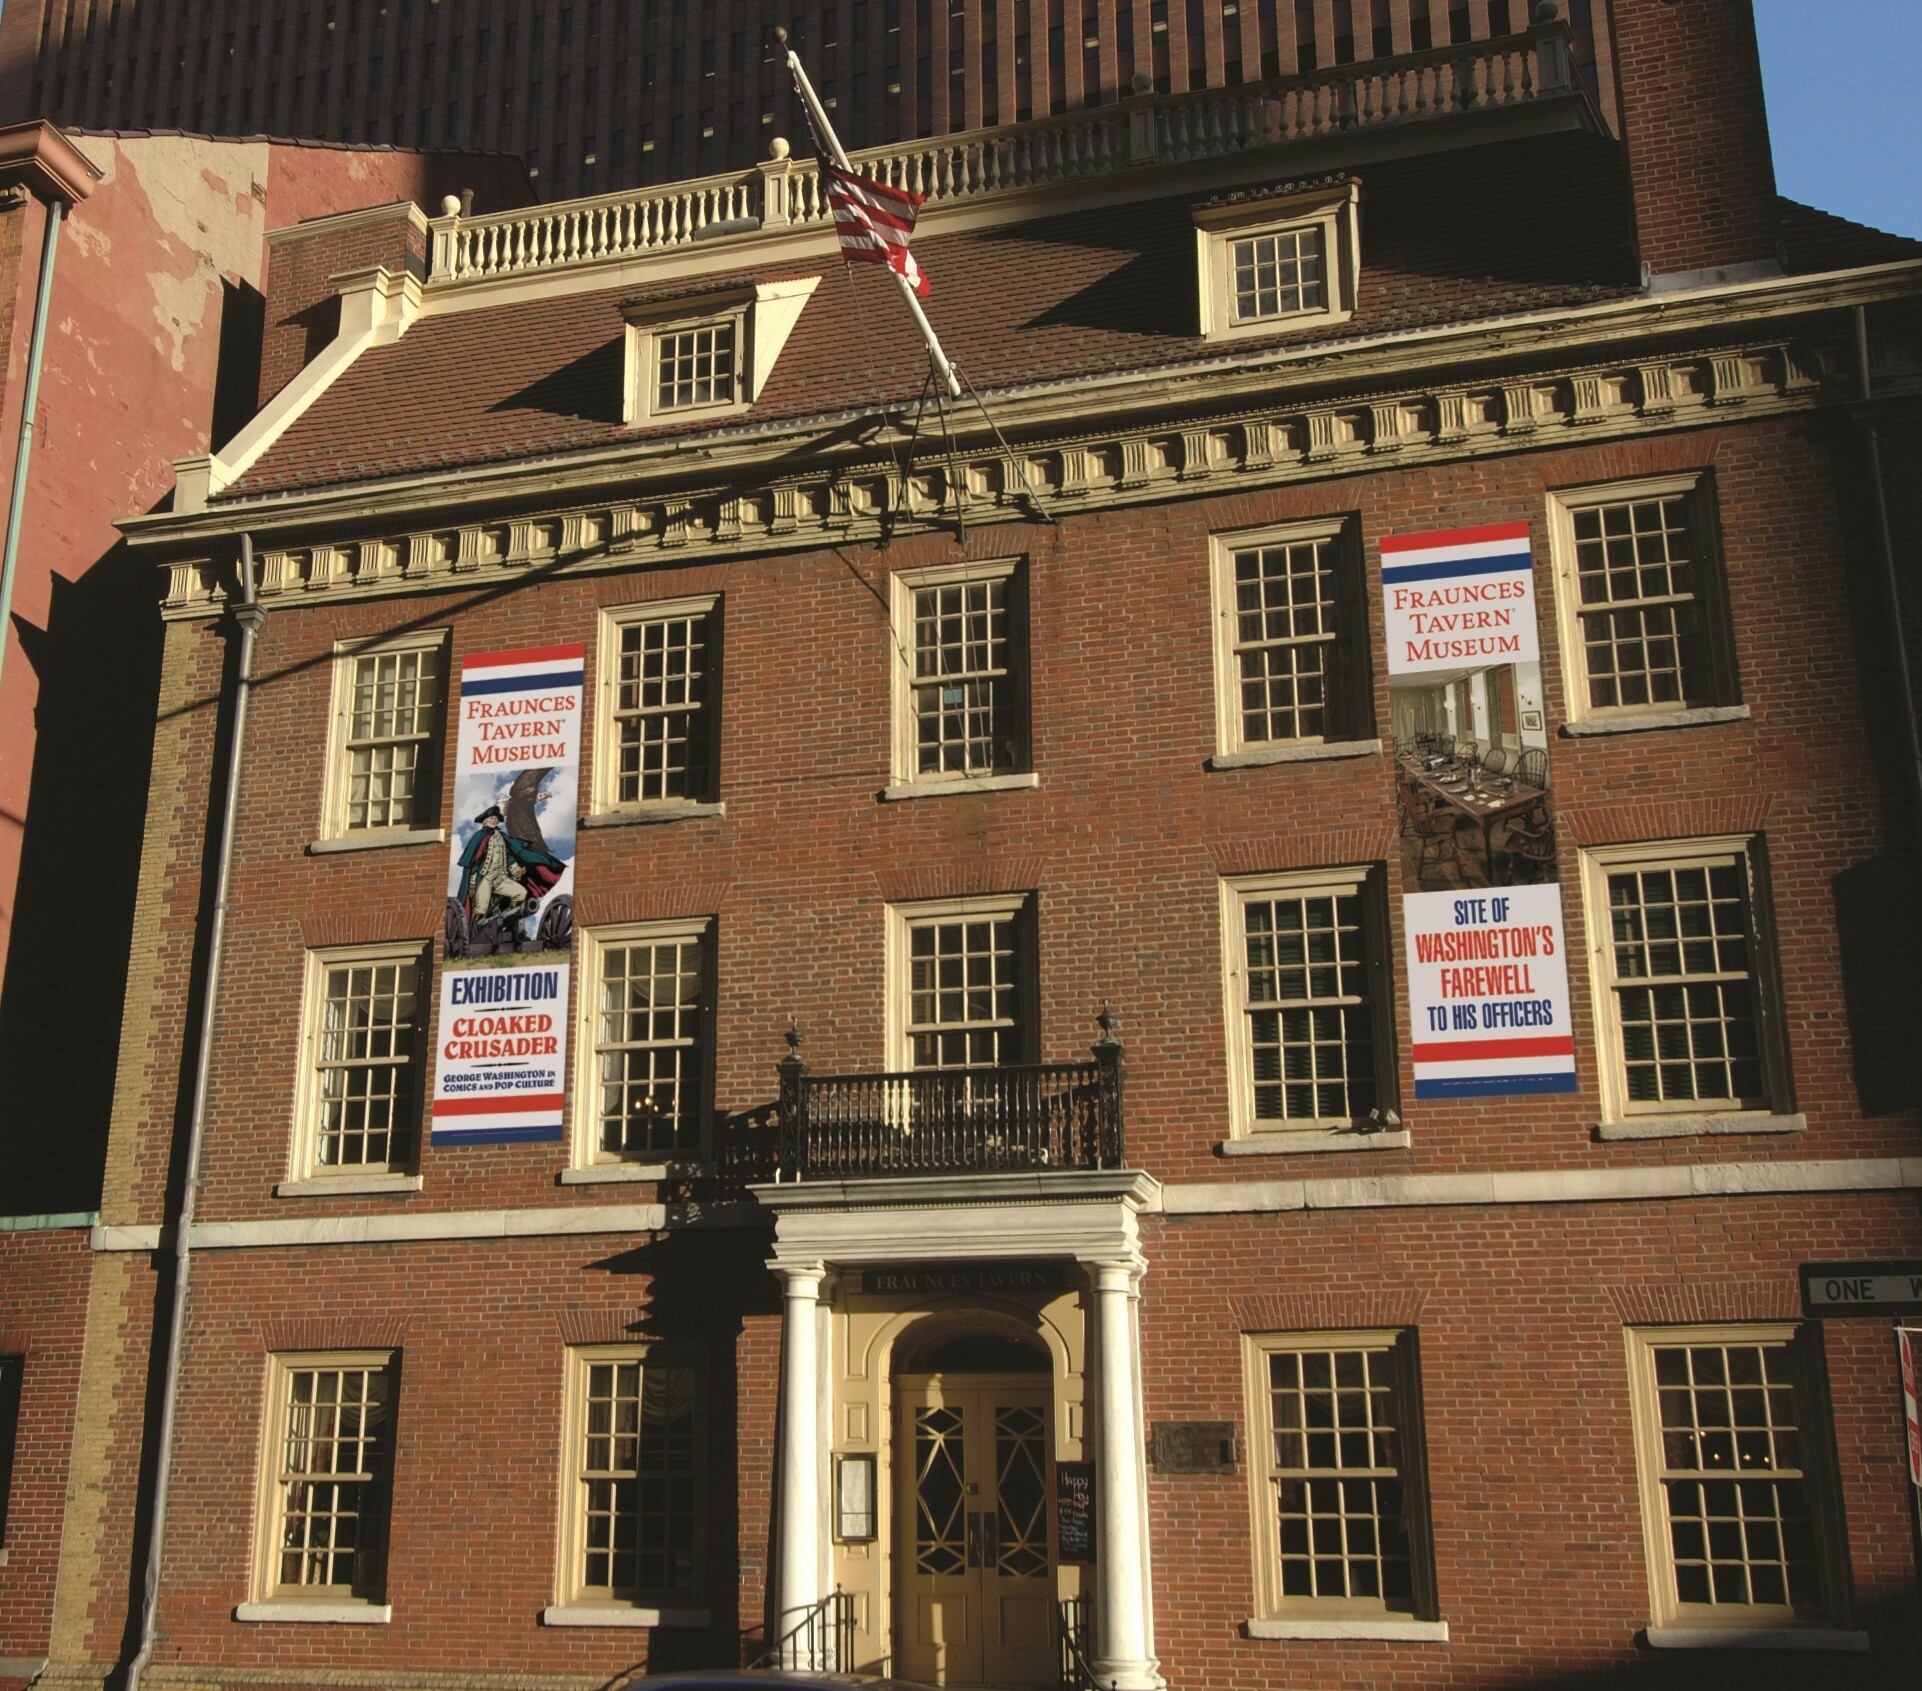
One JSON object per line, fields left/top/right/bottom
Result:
{"left": 622, "top": 275, "right": 821, "bottom": 427}
{"left": 655, "top": 319, "right": 739, "bottom": 412}
{"left": 1194, "top": 178, "right": 1360, "bottom": 342}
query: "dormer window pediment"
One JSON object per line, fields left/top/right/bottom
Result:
{"left": 621, "top": 274, "right": 821, "bottom": 426}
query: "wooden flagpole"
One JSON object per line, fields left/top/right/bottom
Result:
{"left": 779, "top": 27, "right": 963, "bottom": 398}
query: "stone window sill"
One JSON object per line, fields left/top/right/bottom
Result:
{"left": 1644, "top": 1626, "right": 1867, "bottom": 1652}
{"left": 580, "top": 801, "right": 726, "bottom": 829}
{"left": 235, "top": 1601, "right": 392, "bottom": 1624}
{"left": 307, "top": 827, "right": 445, "bottom": 856}
{"left": 557, "top": 1163, "right": 697, "bottom": 1186}
{"left": 542, "top": 1605, "right": 711, "bottom": 1628}
{"left": 1560, "top": 704, "right": 1750, "bottom": 738}
{"left": 1209, "top": 739, "right": 1382, "bottom": 770}
{"left": 1245, "top": 1617, "right": 1448, "bottom": 1642}
{"left": 880, "top": 772, "right": 1040, "bottom": 802}
{"left": 1218, "top": 1131, "right": 1411, "bottom": 1157}
{"left": 1595, "top": 1113, "right": 1804, "bottom": 1142}
{"left": 275, "top": 1173, "right": 423, "bottom": 1197}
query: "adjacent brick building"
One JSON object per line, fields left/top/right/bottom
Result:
{"left": 0, "top": 0, "right": 1616, "bottom": 201}
{"left": 10, "top": 3, "right": 1922, "bottom": 1690}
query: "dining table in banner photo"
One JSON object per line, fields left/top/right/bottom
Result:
{"left": 1397, "top": 751, "right": 1546, "bottom": 885}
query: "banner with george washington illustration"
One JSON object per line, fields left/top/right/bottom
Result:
{"left": 431, "top": 645, "right": 583, "bottom": 1146}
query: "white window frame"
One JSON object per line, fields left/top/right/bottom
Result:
{"left": 1209, "top": 518, "right": 1366, "bottom": 758}
{"left": 319, "top": 632, "right": 447, "bottom": 843}
{"left": 1194, "top": 180, "right": 1360, "bottom": 343}
{"left": 1241, "top": 1329, "right": 1437, "bottom": 1624}
{"left": 885, "top": 893, "right": 1036, "bottom": 1073}
{"left": 289, "top": 941, "right": 429, "bottom": 1181}
{"left": 1624, "top": 1324, "right": 1850, "bottom": 1636}
{"left": 622, "top": 277, "right": 821, "bottom": 427}
{"left": 1219, "top": 867, "right": 1393, "bottom": 1140}
{"left": 1578, "top": 836, "right": 1790, "bottom": 1129}
{"left": 1547, "top": 472, "right": 1739, "bottom": 725}
{"left": 592, "top": 595, "right": 722, "bottom": 815}
{"left": 572, "top": 918, "right": 713, "bottom": 1171}
{"left": 888, "top": 557, "right": 1030, "bottom": 790}
{"left": 247, "top": 1350, "right": 398, "bottom": 1615}
{"left": 552, "top": 1344, "right": 707, "bottom": 1618}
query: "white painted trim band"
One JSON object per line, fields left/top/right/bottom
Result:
{"left": 234, "top": 1601, "right": 392, "bottom": 1624}
{"left": 1643, "top": 1626, "right": 1868, "bottom": 1652}
{"left": 1245, "top": 1617, "right": 1448, "bottom": 1642}
{"left": 541, "top": 1605, "right": 710, "bottom": 1628}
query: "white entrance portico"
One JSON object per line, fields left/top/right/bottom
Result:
{"left": 755, "top": 1171, "right": 1165, "bottom": 1691}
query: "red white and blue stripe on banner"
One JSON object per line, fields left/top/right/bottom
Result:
{"left": 1410, "top": 1033, "right": 1578, "bottom": 1099}
{"left": 457, "top": 643, "right": 586, "bottom": 696}
{"left": 432, "top": 1090, "right": 569, "bottom": 1143}
{"left": 1379, "top": 520, "right": 1533, "bottom": 585}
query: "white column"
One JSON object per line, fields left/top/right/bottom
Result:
{"left": 773, "top": 1260, "right": 827, "bottom": 1662}
{"left": 1093, "top": 1259, "right": 1163, "bottom": 1691}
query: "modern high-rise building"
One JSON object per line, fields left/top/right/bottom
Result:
{"left": 0, "top": 0, "right": 1613, "bottom": 200}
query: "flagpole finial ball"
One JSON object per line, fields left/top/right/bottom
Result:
{"left": 773, "top": 24, "right": 789, "bottom": 44}
{"left": 439, "top": 194, "right": 462, "bottom": 217}
{"left": 768, "top": 136, "right": 791, "bottom": 161}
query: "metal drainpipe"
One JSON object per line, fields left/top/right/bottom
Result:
{"left": 124, "top": 536, "right": 263, "bottom": 1691}
{"left": 1851, "top": 304, "right": 1922, "bottom": 830}
{"left": 0, "top": 193, "right": 66, "bottom": 693}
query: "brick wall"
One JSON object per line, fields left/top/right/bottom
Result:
{"left": 1611, "top": 0, "right": 1779, "bottom": 278}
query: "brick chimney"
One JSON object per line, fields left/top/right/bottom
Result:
{"left": 1606, "top": 0, "right": 1780, "bottom": 285}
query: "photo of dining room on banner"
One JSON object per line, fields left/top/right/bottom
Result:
{"left": 1383, "top": 521, "right": 1556, "bottom": 893}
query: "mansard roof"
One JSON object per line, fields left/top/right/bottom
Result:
{"left": 225, "top": 130, "right": 1644, "bottom": 500}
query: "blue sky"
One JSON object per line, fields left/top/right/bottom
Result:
{"left": 1755, "top": 0, "right": 1921, "bottom": 238}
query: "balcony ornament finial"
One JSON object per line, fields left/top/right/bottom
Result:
{"left": 785, "top": 1018, "right": 804, "bottom": 1054}
{"left": 1532, "top": 0, "right": 1561, "bottom": 21}
{"left": 439, "top": 194, "right": 462, "bottom": 218}
{"left": 768, "top": 135, "right": 791, "bottom": 161}
{"left": 1094, "top": 1003, "right": 1119, "bottom": 1049}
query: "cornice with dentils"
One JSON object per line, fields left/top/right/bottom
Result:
{"left": 123, "top": 255, "right": 1922, "bottom": 583}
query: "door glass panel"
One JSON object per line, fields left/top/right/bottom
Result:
{"left": 914, "top": 1405, "right": 968, "bottom": 1575}
{"left": 994, "top": 1403, "right": 1049, "bottom": 1578}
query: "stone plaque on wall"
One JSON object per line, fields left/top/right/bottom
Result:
{"left": 1151, "top": 1421, "right": 1238, "bottom": 1474}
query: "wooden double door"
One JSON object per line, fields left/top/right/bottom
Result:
{"left": 894, "top": 1373, "right": 1057, "bottom": 1687}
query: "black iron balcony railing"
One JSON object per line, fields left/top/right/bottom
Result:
{"left": 777, "top": 1022, "right": 1124, "bottom": 1179}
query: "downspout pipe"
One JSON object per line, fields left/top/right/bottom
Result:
{"left": 1850, "top": 305, "right": 1922, "bottom": 830}
{"left": 124, "top": 537, "right": 263, "bottom": 1691}
{"left": 0, "top": 193, "right": 65, "bottom": 694}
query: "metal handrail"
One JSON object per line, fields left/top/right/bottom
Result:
{"left": 751, "top": 1588, "right": 857, "bottom": 1671}
{"left": 1058, "top": 1595, "right": 1113, "bottom": 1691}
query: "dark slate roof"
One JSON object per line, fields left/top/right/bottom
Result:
{"left": 226, "top": 131, "right": 1650, "bottom": 499}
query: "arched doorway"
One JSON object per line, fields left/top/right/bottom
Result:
{"left": 892, "top": 1319, "right": 1058, "bottom": 1687}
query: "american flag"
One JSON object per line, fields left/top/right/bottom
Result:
{"left": 823, "top": 162, "right": 932, "bottom": 298}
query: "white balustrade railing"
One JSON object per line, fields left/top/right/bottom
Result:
{"left": 428, "top": 17, "right": 1576, "bottom": 284}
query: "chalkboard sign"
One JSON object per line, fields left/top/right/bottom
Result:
{"left": 1056, "top": 1459, "right": 1095, "bottom": 1564}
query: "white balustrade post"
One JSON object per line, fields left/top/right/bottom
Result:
{"left": 1532, "top": 0, "right": 1571, "bottom": 93}
{"left": 758, "top": 136, "right": 794, "bottom": 228}
{"left": 428, "top": 195, "right": 462, "bottom": 281}
{"left": 1125, "top": 71, "right": 1158, "bottom": 163}
{"left": 1093, "top": 1259, "right": 1163, "bottom": 1691}
{"left": 773, "top": 1260, "right": 828, "bottom": 1663}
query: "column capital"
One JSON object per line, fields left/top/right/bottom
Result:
{"left": 1090, "top": 1256, "right": 1146, "bottom": 1294}
{"left": 768, "top": 1258, "right": 829, "bottom": 1294}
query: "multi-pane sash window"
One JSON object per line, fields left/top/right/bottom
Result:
{"left": 1246, "top": 1332, "right": 1432, "bottom": 1619}
{"left": 1551, "top": 476, "right": 1736, "bottom": 720}
{"left": 890, "top": 896, "right": 1032, "bottom": 1071}
{"left": 891, "top": 560, "right": 1027, "bottom": 785}
{"left": 1225, "top": 870, "right": 1383, "bottom": 1134}
{"left": 1230, "top": 225, "right": 1325, "bottom": 322}
{"left": 343, "top": 648, "right": 439, "bottom": 830}
{"left": 603, "top": 599, "right": 718, "bottom": 807}
{"left": 259, "top": 1354, "right": 396, "bottom": 1602}
{"left": 323, "top": 636, "right": 445, "bottom": 839}
{"left": 304, "top": 947, "right": 424, "bottom": 1172}
{"left": 0, "top": 1354, "right": 19, "bottom": 1548}
{"left": 1228, "top": 533, "right": 1340, "bottom": 745}
{"left": 562, "top": 1347, "right": 703, "bottom": 1606}
{"left": 584, "top": 922, "right": 708, "bottom": 1162}
{"left": 1582, "top": 838, "right": 1780, "bottom": 1123}
{"left": 913, "top": 576, "right": 1016, "bottom": 776}
{"left": 1627, "top": 1326, "right": 1842, "bottom": 1629}
{"left": 654, "top": 321, "right": 736, "bottom": 411}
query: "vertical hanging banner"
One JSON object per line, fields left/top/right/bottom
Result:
{"left": 1403, "top": 884, "right": 1575, "bottom": 1097}
{"left": 432, "top": 645, "right": 584, "bottom": 1146}
{"left": 1381, "top": 522, "right": 1538, "bottom": 674}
